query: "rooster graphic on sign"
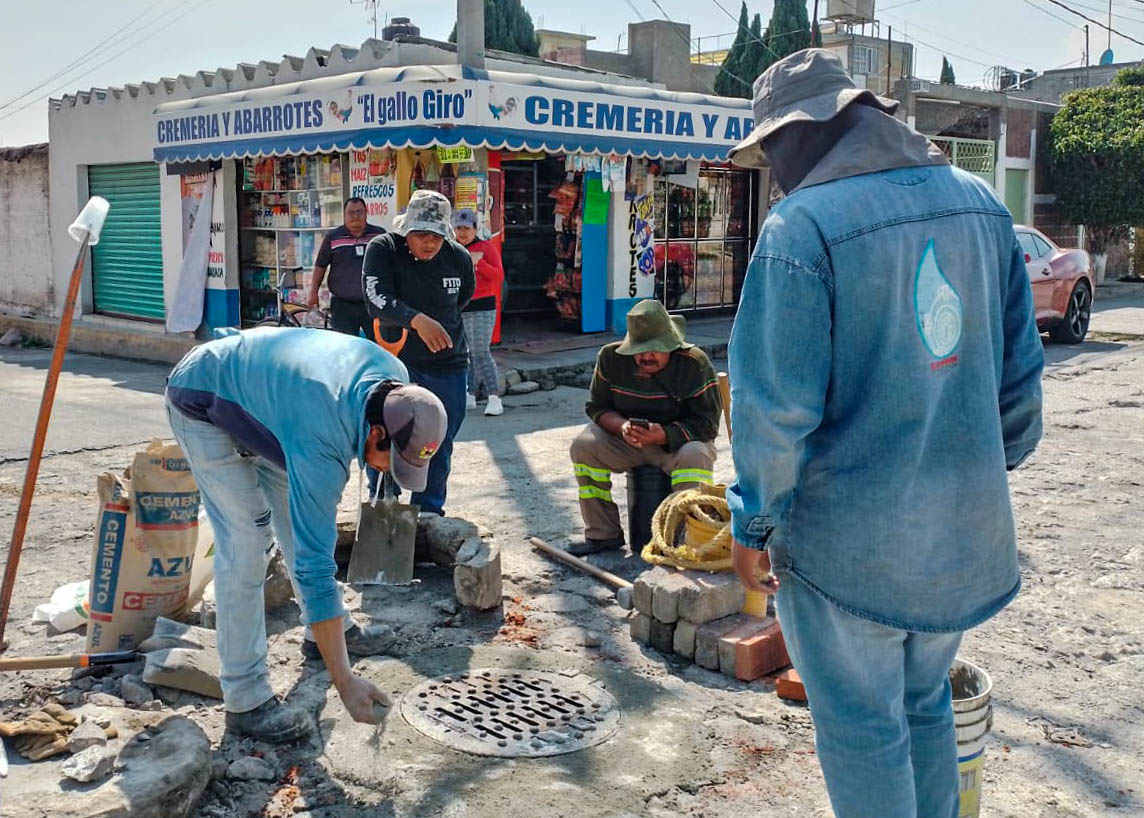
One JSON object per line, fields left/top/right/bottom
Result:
{"left": 328, "top": 91, "right": 353, "bottom": 123}
{"left": 489, "top": 97, "right": 517, "bottom": 120}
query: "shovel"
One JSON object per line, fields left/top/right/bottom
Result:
{"left": 347, "top": 472, "right": 418, "bottom": 585}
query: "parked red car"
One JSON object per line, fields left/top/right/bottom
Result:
{"left": 1015, "top": 226, "right": 1094, "bottom": 344}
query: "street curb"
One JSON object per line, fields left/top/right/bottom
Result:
{"left": 0, "top": 313, "right": 196, "bottom": 365}
{"left": 504, "top": 341, "right": 730, "bottom": 388}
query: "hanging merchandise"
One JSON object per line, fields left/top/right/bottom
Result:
{"left": 411, "top": 152, "right": 426, "bottom": 194}
{"left": 424, "top": 156, "right": 441, "bottom": 191}
{"left": 439, "top": 161, "right": 456, "bottom": 203}
{"left": 545, "top": 172, "right": 585, "bottom": 322}
{"left": 601, "top": 154, "right": 627, "bottom": 193}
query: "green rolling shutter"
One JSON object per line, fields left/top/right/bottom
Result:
{"left": 87, "top": 163, "right": 164, "bottom": 320}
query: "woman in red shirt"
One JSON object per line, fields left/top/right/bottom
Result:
{"left": 453, "top": 209, "right": 505, "bottom": 416}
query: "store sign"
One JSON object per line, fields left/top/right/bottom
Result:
{"left": 628, "top": 194, "right": 656, "bottom": 298}
{"left": 154, "top": 74, "right": 751, "bottom": 157}
{"left": 348, "top": 150, "right": 398, "bottom": 231}
{"left": 485, "top": 82, "right": 754, "bottom": 147}
{"left": 436, "top": 145, "right": 473, "bottom": 164}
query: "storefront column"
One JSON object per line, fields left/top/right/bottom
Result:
{"left": 580, "top": 170, "right": 608, "bottom": 333}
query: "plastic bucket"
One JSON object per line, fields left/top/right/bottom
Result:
{"left": 950, "top": 658, "right": 993, "bottom": 818}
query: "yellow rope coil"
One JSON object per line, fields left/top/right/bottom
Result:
{"left": 640, "top": 484, "right": 734, "bottom": 572}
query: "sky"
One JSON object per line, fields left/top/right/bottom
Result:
{"left": 2, "top": 0, "right": 1143, "bottom": 146}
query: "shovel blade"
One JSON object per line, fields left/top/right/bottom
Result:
{"left": 348, "top": 499, "right": 419, "bottom": 585}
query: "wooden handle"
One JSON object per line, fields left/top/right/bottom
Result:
{"left": 528, "top": 537, "right": 633, "bottom": 590}
{"left": 0, "top": 654, "right": 84, "bottom": 671}
{"left": 717, "top": 371, "right": 733, "bottom": 441}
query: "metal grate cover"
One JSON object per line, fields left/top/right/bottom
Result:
{"left": 400, "top": 669, "right": 621, "bottom": 758}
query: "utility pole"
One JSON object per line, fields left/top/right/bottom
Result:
{"left": 1085, "top": 24, "right": 1090, "bottom": 86}
{"left": 457, "top": 0, "right": 486, "bottom": 69}
{"left": 812, "top": 0, "right": 820, "bottom": 43}
{"left": 1108, "top": 0, "right": 1113, "bottom": 51}
{"left": 886, "top": 26, "right": 893, "bottom": 94}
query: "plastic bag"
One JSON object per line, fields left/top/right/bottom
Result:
{"left": 31, "top": 581, "right": 91, "bottom": 632}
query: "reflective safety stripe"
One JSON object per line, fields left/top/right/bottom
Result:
{"left": 573, "top": 463, "right": 612, "bottom": 483}
{"left": 578, "top": 485, "right": 614, "bottom": 502}
{"left": 671, "top": 469, "right": 714, "bottom": 485}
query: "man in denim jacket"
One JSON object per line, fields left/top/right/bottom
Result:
{"left": 726, "top": 50, "right": 1043, "bottom": 818}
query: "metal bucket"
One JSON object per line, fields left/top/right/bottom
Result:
{"left": 950, "top": 658, "right": 993, "bottom": 818}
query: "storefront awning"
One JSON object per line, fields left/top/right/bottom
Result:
{"left": 152, "top": 65, "right": 753, "bottom": 164}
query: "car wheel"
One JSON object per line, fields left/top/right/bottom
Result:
{"left": 1049, "top": 281, "right": 1091, "bottom": 344}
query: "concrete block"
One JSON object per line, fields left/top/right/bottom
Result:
{"left": 419, "top": 516, "right": 494, "bottom": 568}
{"left": 629, "top": 613, "right": 652, "bottom": 644}
{"left": 615, "top": 586, "right": 634, "bottom": 610}
{"left": 677, "top": 571, "right": 746, "bottom": 624}
{"left": 716, "top": 616, "right": 790, "bottom": 681}
{"left": 633, "top": 566, "right": 671, "bottom": 616}
{"left": 453, "top": 538, "right": 502, "bottom": 610}
{"left": 142, "top": 647, "right": 223, "bottom": 699}
{"left": 649, "top": 618, "right": 676, "bottom": 654}
{"left": 776, "top": 668, "right": 806, "bottom": 702}
{"left": 651, "top": 570, "right": 695, "bottom": 624}
{"left": 695, "top": 613, "right": 752, "bottom": 671}
{"left": 674, "top": 619, "right": 698, "bottom": 659}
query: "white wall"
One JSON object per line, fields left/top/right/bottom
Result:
{"left": 0, "top": 146, "right": 53, "bottom": 315}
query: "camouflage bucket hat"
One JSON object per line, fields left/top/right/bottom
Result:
{"left": 393, "top": 190, "right": 454, "bottom": 238}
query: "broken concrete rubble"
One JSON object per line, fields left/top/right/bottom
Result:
{"left": 227, "top": 755, "right": 276, "bottom": 781}
{"left": 418, "top": 515, "right": 503, "bottom": 610}
{"left": 138, "top": 617, "right": 223, "bottom": 699}
{"left": 119, "top": 675, "right": 153, "bottom": 707}
{"left": 28, "top": 716, "right": 210, "bottom": 818}
{"left": 61, "top": 745, "right": 116, "bottom": 784}
{"left": 65, "top": 720, "right": 109, "bottom": 754}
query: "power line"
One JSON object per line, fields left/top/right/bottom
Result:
{"left": 0, "top": 0, "right": 173, "bottom": 113}
{"left": 1036, "top": 0, "right": 1144, "bottom": 46}
{"left": 0, "top": 0, "right": 217, "bottom": 123}
{"left": 1018, "top": 0, "right": 1085, "bottom": 27}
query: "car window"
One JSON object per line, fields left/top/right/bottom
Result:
{"left": 1016, "top": 232, "right": 1038, "bottom": 258}
{"left": 1032, "top": 235, "right": 1053, "bottom": 257}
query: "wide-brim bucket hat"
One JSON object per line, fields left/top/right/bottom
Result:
{"left": 616, "top": 299, "right": 693, "bottom": 355}
{"left": 392, "top": 189, "right": 454, "bottom": 238}
{"left": 729, "top": 48, "right": 900, "bottom": 169}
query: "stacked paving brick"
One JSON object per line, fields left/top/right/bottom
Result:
{"left": 629, "top": 566, "right": 792, "bottom": 682}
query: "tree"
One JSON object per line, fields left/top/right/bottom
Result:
{"left": 715, "top": 2, "right": 752, "bottom": 98}
{"left": 1049, "top": 84, "right": 1144, "bottom": 280}
{"left": 940, "top": 57, "right": 956, "bottom": 85}
{"left": 1114, "top": 64, "right": 1144, "bottom": 87}
{"left": 448, "top": 0, "right": 539, "bottom": 58}
{"left": 739, "top": 13, "right": 767, "bottom": 96}
{"left": 764, "top": 0, "right": 812, "bottom": 68}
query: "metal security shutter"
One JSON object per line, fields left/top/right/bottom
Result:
{"left": 87, "top": 163, "right": 164, "bottom": 320}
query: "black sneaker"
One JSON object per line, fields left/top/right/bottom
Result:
{"left": 301, "top": 622, "right": 397, "bottom": 661}
{"left": 225, "top": 697, "right": 312, "bottom": 744}
{"left": 565, "top": 536, "right": 626, "bottom": 557}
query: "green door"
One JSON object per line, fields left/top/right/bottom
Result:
{"left": 1004, "top": 169, "right": 1029, "bottom": 225}
{"left": 87, "top": 163, "right": 164, "bottom": 320}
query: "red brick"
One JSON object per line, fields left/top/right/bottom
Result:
{"left": 728, "top": 617, "right": 790, "bottom": 682}
{"left": 775, "top": 668, "right": 806, "bottom": 701}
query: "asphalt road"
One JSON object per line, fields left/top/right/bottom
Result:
{"left": 0, "top": 348, "right": 170, "bottom": 463}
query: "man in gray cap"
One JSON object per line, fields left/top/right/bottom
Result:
{"left": 166, "top": 327, "right": 448, "bottom": 742}
{"left": 725, "top": 50, "right": 1043, "bottom": 818}
{"left": 363, "top": 190, "right": 475, "bottom": 515}
{"left": 568, "top": 299, "right": 721, "bottom": 556}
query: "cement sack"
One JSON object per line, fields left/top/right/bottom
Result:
{"left": 183, "top": 509, "right": 215, "bottom": 612}
{"left": 86, "top": 441, "right": 201, "bottom": 653}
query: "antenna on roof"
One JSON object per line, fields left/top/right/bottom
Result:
{"left": 349, "top": 0, "right": 380, "bottom": 39}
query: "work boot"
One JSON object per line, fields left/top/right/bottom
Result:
{"left": 225, "top": 698, "right": 313, "bottom": 744}
{"left": 301, "top": 622, "right": 397, "bottom": 661}
{"left": 565, "top": 536, "right": 626, "bottom": 557}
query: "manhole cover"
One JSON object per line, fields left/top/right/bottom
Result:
{"left": 400, "top": 668, "right": 621, "bottom": 758}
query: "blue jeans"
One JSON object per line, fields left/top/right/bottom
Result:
{"left": 166, "top": 401, "right": 349, "bottom": 713}
{"left": 775, "top": 572, "right": 963, "bottom": 818}
{"left": 395, "top": 366, "right": 467, "bottom": 515}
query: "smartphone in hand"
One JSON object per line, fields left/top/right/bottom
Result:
{"left": 629, "top": 418, "right": 650, "bottom": 428}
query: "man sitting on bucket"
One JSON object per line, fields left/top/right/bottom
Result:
{"left": 165, "top": 327, "right": 447, "bottom": 742}
{"left": 567, "top": 299, "right": 722, "bottom": 556}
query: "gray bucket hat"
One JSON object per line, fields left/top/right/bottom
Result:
{"left": 729, "top": 48, "right": 900, "bottom": 169}
{"left": 393, "top": 190, "right": 454, "bottom": 238}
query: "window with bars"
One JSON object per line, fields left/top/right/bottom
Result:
{"left": 852, "top": 45, "right": 879, "bottom": 77}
